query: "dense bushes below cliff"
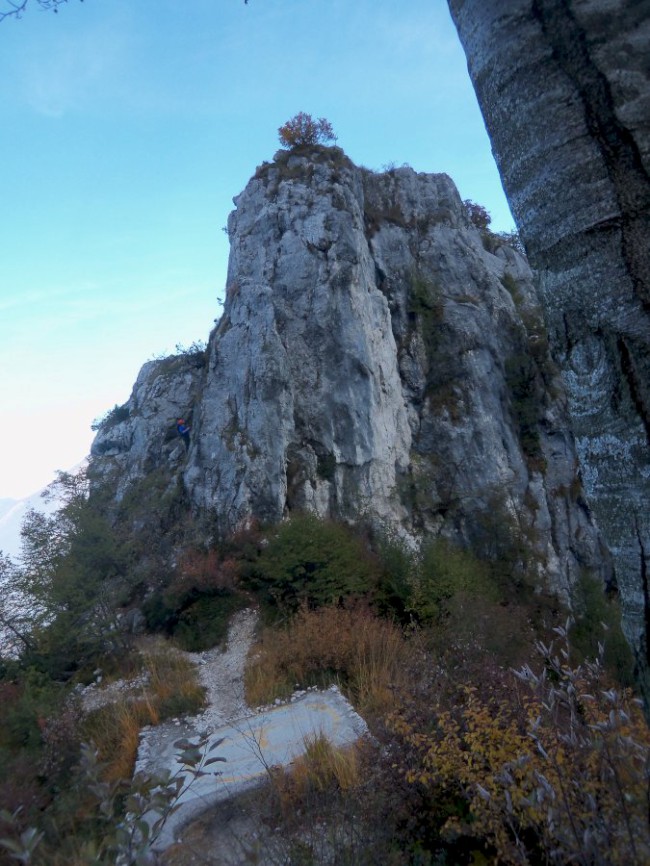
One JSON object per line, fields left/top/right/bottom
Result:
{"left": 0, "top": 468, "right": 640, "bottom": 864}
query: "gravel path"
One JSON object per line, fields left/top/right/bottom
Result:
{"left": 136, "top": 607, "right": 258, "bottom": 774}
{"left": 192, "top": 606, "right": 258, "bottom": 729}
{"left": 125, "top": 605, "right": 370, "bottom": 861}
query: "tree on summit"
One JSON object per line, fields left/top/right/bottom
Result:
{"left": 463, "top": 199, "right": 491, "bottom": 230}
{"left": 278, "top": 112, "right": 337, "bottom": 149}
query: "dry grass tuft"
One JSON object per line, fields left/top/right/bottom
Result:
{"left": 300, "top": 733, "right": 361, "bottom": 792}
{"left": 140, "top": 638, "right": 205, "bottom": 718}
{"left": 83, "top": 697, "right": 158, "bottom": 783}
{"left": 244, "top": 604, "right": 412, "bottom": 717}
{"left": 82, "top": 637, "right": 205, "bottom": 782}
{"left": 269, "top": 733, "right": 363, "bottom": 820}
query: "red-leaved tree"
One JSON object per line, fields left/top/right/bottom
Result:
{"left": 278, "top": 112, "right": 337, "bottom": 148}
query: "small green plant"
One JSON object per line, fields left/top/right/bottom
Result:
{"left": 91, "top": 403, "right": 130, "bottom": 432}
{"left": 173, "top": 339, "right": 206, "bottom": 357}
{"left": 407, "top": 272, "right": 444, "bottom": 375}
{"left": 570, "top": 572, "right": 634, "bottom": 684}
{"left": 278, "top": 112, "right": 337, "bottom": 148}
{"left": 500, "top": 271, "right": 522, "bottom": 304}
{"left": 0, "top": 736, "right": 225, "bottom": 865}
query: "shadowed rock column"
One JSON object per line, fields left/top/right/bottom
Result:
{"left": 448, "top": 0, "right": 650, "bottom": 686}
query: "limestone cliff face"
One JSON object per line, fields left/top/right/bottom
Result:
{"left": 91, "top": 146, "right": 607, "bottom": 598}
{"left": 448, "top": 0, "right": 650, "bottom": 663}
{"left": 90, "top": 352, "right": 205, "bottom": 501}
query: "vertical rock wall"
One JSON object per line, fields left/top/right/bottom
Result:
{"left": 91, "top": 147, "right": 610, "bottom": 602}
{"left": 448, "top": 0, "right": 650, "bottom": 673}
{"left": 184, "top": 149, "right": 411, "bottom": 530}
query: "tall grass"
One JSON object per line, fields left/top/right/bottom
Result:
{"left": 244, "top": 604, "right": 412, "bottom": 717}
{"left": 271, "top": 733, "right": 362, "bottom": 816}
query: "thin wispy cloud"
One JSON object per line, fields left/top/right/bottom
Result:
{"left": 19, "top": 17, "right": 131, "bottom": 117}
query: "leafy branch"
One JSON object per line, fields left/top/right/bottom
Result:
{"left": 0, "top": 735, "right": 225, "bottom": 864}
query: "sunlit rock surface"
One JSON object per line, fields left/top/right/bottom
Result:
{"left": 91, "top": 146, "right": 609, "bottom": 599}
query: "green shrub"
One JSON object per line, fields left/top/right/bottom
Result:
{"left": 367, "top": 530, "right": 507, "bottom": 629}
{"left": 141, "top": 546, "right": 247, "bottom": 650}
{"left": 0, "top": 668, "right": 62, "bottom": 754}
{"left": 173, "top": 592, "right": 248, "bottom": 652}
{"left": 242, "top": 513, "right": 376, "bottom": 614}
{"left": 408, "top": 272, "right": 444, "bottom": 355}
{"left": 413, "top": 538, "right": 498, "bottom": 624}
{"left": 13, "top": 470, "right": 132, "bottom": 680}
{"left": 372, "top": 531, "right": 416, "bottom": 622}
{"left": 91, "top": 402, "right": 129, "bottom": 432}
{"left": 316, "top": 452, "right": 337, "bottom": 481}
{"left": 142, "top": 587, "right": 246, "bottom": 651}
{"left": 505, "top": 352, "right": 544, "bottom": 469}
{"left": 570, "top": 572, "right": 634, "bottom": 685}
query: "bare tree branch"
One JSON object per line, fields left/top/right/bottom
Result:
{"left": 0, "top": 0, "right": 83, "bottom": 23}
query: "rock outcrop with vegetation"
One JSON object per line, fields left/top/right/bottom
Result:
{"left": 4, "top": 146, "right": 645, "bottom": 866}
{"left": 91, "top": 145, "right": 608, "bottom": 599}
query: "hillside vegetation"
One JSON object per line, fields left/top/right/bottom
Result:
{"left": 0, "top": 468, "right": 646, "bottom": 865}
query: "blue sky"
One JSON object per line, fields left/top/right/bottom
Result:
{"left": 0, "top": 0, "right": 514, "bottom": 500}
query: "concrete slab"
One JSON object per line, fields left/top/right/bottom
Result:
{"left": 143, "top": 687, "right": 368, "bottom": 850}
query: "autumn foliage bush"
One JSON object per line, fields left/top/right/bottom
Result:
{"left": 391, "top": 627, "right": 650, "bottom": 865}
{"left": 464, "top": 198, "right": 492, "bottom": 230}
{"left": 245, "top": 603, "right": 412, "bottom": 717}
{"left": 278, "top": 112, "right": 337, "bottom": 148}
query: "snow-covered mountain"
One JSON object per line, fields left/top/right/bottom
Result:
{"left": 0, "top": 462, "right": 86, "bottom": 561}
{"left": 0, "top": 486, "right": 59, "bottom": 561}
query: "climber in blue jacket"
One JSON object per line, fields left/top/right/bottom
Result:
{"left": 176, "top": 418, "right": 191, "bottom": 451}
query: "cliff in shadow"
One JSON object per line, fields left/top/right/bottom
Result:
{"left": 448, "top": 0, "right": 650, "bottom": 682}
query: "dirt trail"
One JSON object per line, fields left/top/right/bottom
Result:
{"left": 133, "top": 606, "right": 368, "bottom": 858}
{"left": 136, "top": 607, "right": 258, "bottom": 775}
{"left": 191, "top": 606, "right": 258, "bottom": 729}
